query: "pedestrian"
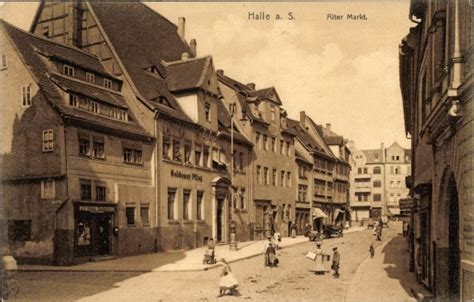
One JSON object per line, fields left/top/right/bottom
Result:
{"left": 376, "top": 222, "right": 382, "bottom": 241}
{"left": 217, "top": 258, "right": 239, "bottom": 297}
{"left": 331, "top": 247, "right": 340, "bottom": 278}
{"left": 267, "top": 242, "right": 277, "bottom": 267}
{"left": 203, "top": 237, "right": 216, "bottom": 264}
{"left": 313, "top": 243, "right": 326, "bottom": 275}
{"left": 369, "top": 243, "right": 375, "bottom": 258}
{"left": 263, "top": 236, "right": 273, "bottom": 266}
{"left": 273, "top": 231, "right": 281, "bottom": 249}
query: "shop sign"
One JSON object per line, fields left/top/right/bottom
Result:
{"left": 79, "top": 205, "right": 115, "bottom": 213}
{"left": 170, "top": 169, "right": 203, "bottom": 182}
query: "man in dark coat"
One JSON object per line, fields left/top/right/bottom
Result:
{"left": 331, "top": 247, "right": 340, "bottom": 278}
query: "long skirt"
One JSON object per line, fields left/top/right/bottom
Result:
{"left": 219, "top": 272, "right": 239, "bottom": 289}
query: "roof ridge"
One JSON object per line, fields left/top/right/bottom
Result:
{"left": 0, "top": 18, "right": 101, "bottom": 61}
{"left": 162, "top": 55, "right": 212, "bottom": 67}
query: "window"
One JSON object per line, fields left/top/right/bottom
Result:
{"left": 86, "top": 72, "right": 95, "bottom": 83}
{"left": 363, "top": 167, "right": 368, "bottom": 174}
{"left": 397, "top": 180, "right": 401, "bottom": 188}
{"left": 271, "top": 137, "right": 276, "bottom": 152}
{"left": 1, "top": 54, "right": 7, "bottom": 69}
{"left": 373, "top": 193, "right": 381, "bottom": 202}
{"left": 140, "top": 205, "right": 149, "bottom": 225}
{"left": 272, "top": 169, "right": 277, "bottom": 186}
{"left": 183, "top": 190, "right": 191, "bottom": 220}
{"left": 41, "top": 179, "right": 55, "bottom": 198}
{"left": 8, "top": 220, "right": 32, "bottom": 241}
{"left": 395, "top": 167, "right": 400, "bottom": 174}
{"left": 390, "top": 181, "right": 394, "bottom": 188}
{"left": 373, "top": 180, "right": 381, "bottom": 188}
{"left": 80, "top": 180, "right": 92, "bottom": 200}
{"left": 167, "top": 188, "right": 177, "bottom": 220}
{"left": 104, "top": 78, "right": 112, "bottom": 89}
{"left": 239, "top": 152, "right": 244, "bottom": 171}
{"left": 96, "top": 185, "right": 106, "bottom": 201}
{"left": 232, "top": 187, "right": 238, "bottom": 209}
{"left": 280, "top": 170, "right": 285, "bottom": 187}
{"left": 126, "top": 206, "right": 135, "bottom": 226}
{"left": 286, "top": 142, "right": 291, "bottom": 157}
{"left": 42, "top": 129, "right": 54, "bottom": 152}
{"left": 184, "top": 143, "right": 192, "bottom": 164}
{"left": 123, "top": 146, "right": 142, "bottom": 164}
{"left": 21, "top": 84, "right": 31, "bottom": 107}
{"left": 204, "top": 102, "right": 211, "bottom": 122}
{"left": 270, "top": 105, "right": 276, "bottom": 121}
{"left": 63, "top": 65, "right": 74, "bottom": 76}
{"left": 197, "top": 191, "right": 204, "bottom": 220}
{"left": 373, "top": 167, "right": 381, "bottom": 174}
{"left": 79, "top": 135, "right": 90, "bottom": 156}
{"left": 69, "top": 94, "right": 79, "bottom": 107}
{"left": 89, "top": 101, "right": 100, "bottom": 114}
{"left": 298, "top": 185, "right": 307, "bottom": 202}
{"left": 163, "top": 136, "right": 171, "bottom": 160}
{"left": 264, "top": 167, "right": 269, "bottom": 185}
{"left": 263, "top": 135, "right": 268, "bottom": 151}
{"left": 240, "top": 189, "right": 246, "bottom": 210}
{"left": 287, "top": 171, "right": 292, "bottom": 187}
{"left": 357, "top": 168, "right": 362, "bottom": 174}
{"left": 172, "top": 139, "right": 181, "bottom": 161}
{"left": 195, "top": 145, "right": 202, "bottom": 166}
{"left": 255, "top": 132, "right": 261, "bottom": 149}
{"left": 280, "top": 139, "right": 285, "bottom": 155}
{"left": 256, "top": 165, "right": 262, "bottom": 185}
{"left": 92, "top": 137, "right": 105, "bottom": 158}
{"left": 203, "top": 146, "right": 210, "bottom": 168}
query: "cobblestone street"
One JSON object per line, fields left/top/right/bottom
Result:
{"left": 10, "top": 223, "right": 421, "bottom": 302}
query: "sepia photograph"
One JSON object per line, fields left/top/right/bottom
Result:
{"left": 0, "top": 1, "right": 472, "bottom": 301}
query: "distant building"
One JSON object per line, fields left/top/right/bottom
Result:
{"left": 348, "top": 142, "right": 410, "bottom": 221}
{"left": 399, "top": 0, "right": 472, "bottom": 299}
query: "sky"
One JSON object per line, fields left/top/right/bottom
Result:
{"left": 0, "top": 1, "right": 412, "bottom": 150}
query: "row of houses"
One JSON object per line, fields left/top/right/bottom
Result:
{"left": 399, "top": 0, "right": 472, "bottom": 300}
{"left": 0, "top": 1, "right": 350, "bottom": 265}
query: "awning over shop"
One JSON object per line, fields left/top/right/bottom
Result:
{"left": 312, "top": 207, "right": 328, "bottom": 219}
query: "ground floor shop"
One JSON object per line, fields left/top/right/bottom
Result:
{"left": 295, "top": 208, "right": 310, "bottom": 235}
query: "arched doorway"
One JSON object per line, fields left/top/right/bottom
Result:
{"left": 211, "top": 177, "right": 231, "bottom": 243}
{"left": 447, "top": 175, "right": 460, "bottom": 299}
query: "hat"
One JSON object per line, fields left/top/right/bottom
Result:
{"left": 333, "top": 247, "right": 338, "bottom": 251}
{"left": 316, "top": 243, "right": 321, "bottom": 247}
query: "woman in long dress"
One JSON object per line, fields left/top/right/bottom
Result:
{"left": 314, "top": 243, "right": 326, "bottom": 275}
{"left": 218, "top": 258, "right": 239, "bottom": 296}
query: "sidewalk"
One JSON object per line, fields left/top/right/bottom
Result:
{"left": 345, "top": 232, "right": 425, "bottom": 302}
{"left": 19, "top": 226, "right": 365, "bottom": 273}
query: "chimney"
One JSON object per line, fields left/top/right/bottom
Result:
{"left": 216, "top": 69, "right": 224, "bottom": 76}
{"left": 326, "top": 123, "right": 331, "bottom": 132}
{"left": 247, "top": 83, "right": 256, "bottom": 90}
{"left": 299, "top": 111, "right": 306, "bottom": 128}
{"left": 181, "top": 52, "right": 190, "bottom": 60}
{"left": 190, "top": 39, "right": 197, "bottom": 57}
{"left": 380, "top": 142, "right": 385, "bottom": 150}
{"left": 178, "top": 17, "right": 186, "bottom": 40}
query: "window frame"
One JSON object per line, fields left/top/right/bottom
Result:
{"left": 63, "top": 64, "right": 75, "bottom": 77}
{"left": 95, "top": 184, "right": 107, "bottom": 201}
{"left": 196, "top": 191, "right": 204, "bottom": 220}
{"left": 167, "top": 188, "right": 177, "bottom": 221}
{"left": 104, "top": 78, "right": 113, "bottom": 89}
{"left": 42, "top": 129, "right": 54, "bottom": 152}
{"left": 21, "top": 84, "right": 32, "bottom": 107}
{"left": 85, "top": 72, "right": 96, "bottom": 84}
{"left": 41, "top": 179, "right": 55, "bottom": 199}
{"left": 183, "top": 190, "right": 191, "bottom": 220}
{"left": 140, "top": 205, "right": 150, "bottom": 226}
{"left": 80, "top": 179, "right": 92, "bottom": 200}
{"left": 125, "top": 206, "right": 136, "bottom": 226}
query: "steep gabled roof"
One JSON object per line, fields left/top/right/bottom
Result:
{"left": 286, "top": 118, "right": 329, "bottom": 155}
{"left": 163, "top": 56, "right": 212, "bottom": 92}
{"left": 216, "top": 98, "right": 252, "bottom": 146}
{"left": 1, "top": 19, "right": 151, "bottom": 139}
{"left": 87, "top": 2, "right": 193, "bottom": 121}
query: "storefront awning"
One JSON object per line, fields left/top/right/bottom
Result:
{"left": 312, "top": 207, "right": 328, "bottom": 219}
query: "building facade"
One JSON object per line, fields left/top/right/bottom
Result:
{"left": 399, "top": 0, "right": 473, "bottom": 299}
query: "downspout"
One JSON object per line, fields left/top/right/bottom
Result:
{"left": 154, "top": 111, "right": 159, "bottom": 252}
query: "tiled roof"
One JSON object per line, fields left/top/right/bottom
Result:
{"left": 216, "top": 98, "right": 251, "bottom": 146}
{"left": 295, "top": 150, "right": 313, "bottom": 165}
{"left": 1, "top": 20, "right": 151, "bottom": 139}
{"left": 164, "top": 56, "right": 211, "bottom": 92}
{"left": 324, "top": 135, "right": 344, "bottom": 145}
{"left": 88, "top": 2, "right": 193, "bottom": 122}
{"left": 286, "top": 118, "right": 328, "bottom": 154}
{"left": 362, "top": 149, "right": 383, "bottom": 164}
{"left": 50, "top": 74, "right": 128, "bottom": 109}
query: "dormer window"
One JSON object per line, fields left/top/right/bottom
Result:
{"left": 205, "top": 102, "right": 211, "bottom": 122}
{"left": 69, "top": 94, "right": 79, "bottom": 107}
{"left": 270, "top": 105, "right": 276, "bottom": 121}
{"left": 63, "top": 65, "right": 74, "bottom": 77}
{"left": 89, "top": 101, "right": 100, "bottom": 114}
{"left": 104, "top": 79, "right": 112, "bottom": 89}
{"left": 86, "top": 72, "right": 95, "bottom": 84}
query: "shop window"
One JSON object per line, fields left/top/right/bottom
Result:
{"left": 21, "top": 84, "right": 31, "bottom": 107}
{"left": 63, "top": 64, "right": 75, "bottom": 77}
{"left": 197, "top": 191, "right": 204, "bottom": 220}
{"left": 195, "top": 145, "right": 202, "bottom": 166}
{"left": 140, "top": 205, "right": 149, "bottom": 226}
{"left": 42, "top": 129, "right": 54, "bottom": 152}
{"left": 92, "top": 137, "right": 105, "bottom": 158}
{"left": 41, "top": 179, "right": 55, "bottom": 199}
{"left": 80, "top": 179, "right": 92, "bottom": 200}
{"left": 167, "top": 188, "right": 177, "bottom": 220}
{"left": 96, "top": 185, "right": 106, "bottom": 201}
{"left": 8, "top": 220, "right": 32, "bottom": 241}
{"left": 77, "top": 221, "right": 91, "bottom": 246}
{"left": 183, "top": 190, "right": 191, "bottom": 220}
{"left": 126, "top": 206, "right": 135, "bottom": 226}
